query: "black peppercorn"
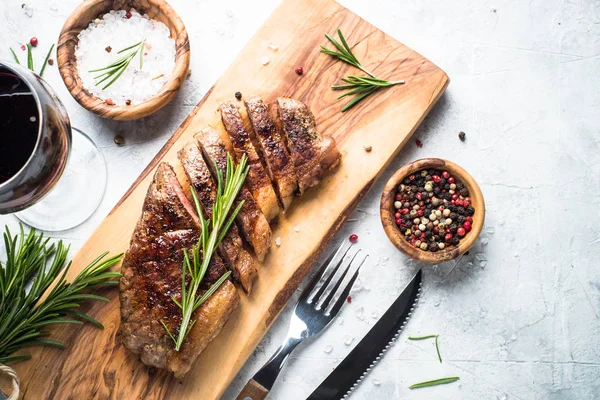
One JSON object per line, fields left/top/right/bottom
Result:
{"left": 456, "top": 207, "right": 465, "bottom": 215}
{"left": 235, "top": 91, "right": 242, "bottom": 100}
{"left": 460, "top": 188, "right": 469, "bottom": 197}
{"left": 466, "top": 206, "right": 475, "bottom": 216}
{"left": 449, "top": 224, "right": 458, "bottom": 233}
{"left": 449, "top": 212, "right": 458, "bottom": 221}
{"left": 444, "top": 184, "right": 450, "bottom": 190}
{"left": 457, "top": 215, "right": 465, "bottom": 223}
{"left": 452, "top": 237, "right": 460, "bottom": 245}
{"left": 429, "top": 242, "right": 438, "bottom": 252}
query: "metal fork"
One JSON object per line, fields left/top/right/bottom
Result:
{"left": 236, "top": 242, "right": 368, "bottom": 400}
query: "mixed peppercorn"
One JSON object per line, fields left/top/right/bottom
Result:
{"left": 394, "top": 169, "right": 474, "bottom": 252}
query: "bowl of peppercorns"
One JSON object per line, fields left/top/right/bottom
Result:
{"left": 380, "top": 158, "right": 485, "bottom": 263}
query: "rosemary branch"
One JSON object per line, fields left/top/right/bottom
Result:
{"left": 162, "top": 154, "right": 249, "bottom": 351}
{"left": 321, "top": 29, "right": 405, "bottom": 112}
{"left": 409, "top": 333, "right": 443, "bottom": 363}
{"left": 0, "top": 225, "right": 122, "bottom": 364}
{"left": 8, "top": 43, "right": 55, "bottom": 77}
{"left": 89, "top": 40, "right": 145, "bottom": 89}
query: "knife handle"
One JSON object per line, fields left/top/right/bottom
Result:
{"left": 236, "top": 337, "right": 302, "bottom": 400}
{"left": 236, "top": 379, "right": 269, "bottom": 400}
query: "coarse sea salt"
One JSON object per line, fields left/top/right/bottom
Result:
{"left": 75, "top": 9, "right": 175, "bottom": 106}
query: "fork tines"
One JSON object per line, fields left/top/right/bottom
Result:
{"left": 304, "top": 242, "right": 368, "bottom": 317}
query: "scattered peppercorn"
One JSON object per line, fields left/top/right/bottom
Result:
{"left": 113, "top": 135, "right": 124, "bottom": 146}
{"left": 295, "top": 66, "right": 303, "bottom": 75}
{"left": 105, "top": 46, "right": 112, "bottom": 53}
{"left": 415, "top": 138, "right": 423, "bottom": 148}
{"left": 364, "top": 145, "right": 372, "bottom": 152}
{"left": 30, "top": 37, "right": 38, "bottom": 47}
{"left": 125, "top": 11, "right": 132, "bottom": 18}
{"left": 394, "top": 168, "right": 475, "bottom": 252}
{"left": 105, "top": 98, "right": 114, "bottom": 105}
{"left": 234, "top": 91, "right": 242, "bottom": 100}
{"left": 125, "top": 99, "right": 132, "bottom": 106}
{"left": 20, "top": 44, "right": 26, "bottom": 51}
{"left": 47, "top": 58, "right": 54, "bottom": 66}
{"left": 459, "top": 131, "right": 466, "bottom": 141}
{"left": 347, "top": 295, "right": 352, "bottom": 304}
{"left": 349, "top": 234, "right": 358, "bottom": 243}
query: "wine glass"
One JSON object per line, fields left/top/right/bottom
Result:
{"left": 0, "top": 61, "right": 106, "bottom": 231}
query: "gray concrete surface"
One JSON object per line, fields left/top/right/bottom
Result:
{"left": 1, "top": 0, "right": 599, "bottom": 399}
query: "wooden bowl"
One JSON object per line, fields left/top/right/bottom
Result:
{"left": 57, "top": 0, "right": 190, "bottom": 120}
{"left": 380, "top": 158, "right": 485, "bottom": 264}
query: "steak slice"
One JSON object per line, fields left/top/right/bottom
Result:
{"left": 219, "top": 101, "right": 280, "bottom": 221}
{"left": 195, "top": 127, "right": 272, "bottom": 262}
{"left": 178, "top": 140, "right": 257, "bottom": 293}
{"left": 119, "top": 162, "right": 239, "bottom": 378}
{"left": 245, "top": 95, "right": 297, "bottom": 210}
{"left": 274, "top": 97, "right": 342, "bottom": 194}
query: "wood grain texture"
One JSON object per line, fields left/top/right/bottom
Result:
{"left": 57, "top": 0, "right": 190, "bottom": 120}
{"left": 380, "top": 158, "right": 485, "bottom": 263}
{"left": 13, "top": 0, "right": 448, "bottom": 398}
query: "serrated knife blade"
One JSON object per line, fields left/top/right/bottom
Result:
{"left": 306, "top": 269, "right": 423, "bottom": 400}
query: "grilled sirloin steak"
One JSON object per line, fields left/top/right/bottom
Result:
{"left": 195, "top": 127, "right": 272, "bottom": 262}
{"left": 245, "top": 95, "right": 297, "bottom": 210}
{"left": 274, "top": 97, "right": 341, "bottom": 195}
{"left": 219, "top": 101, "right": 280, "bottom": 221}
{"left": 119, "top": 162, "right": 239, "bottom": 378}
{"left": 178, "top": 141, "right": 257, "bottom": 293}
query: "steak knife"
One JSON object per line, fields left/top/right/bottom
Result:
{"left": 307, "top": 269, "right": 422, "bottom": 400}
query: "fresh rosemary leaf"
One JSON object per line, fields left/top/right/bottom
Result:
{"left": 341, "top": 88, "right": 376, "bottom": 112}
{"left": 26, "top": 43, "right": 33, "bottom": 71}
{"left": 38, "top": 44, "right": 54, "bottom": 77}
{"left": 9, "top": 48, "right": 20, "bottom": 65}
{"left": 409, "top": 334, "right": 443, "bottom": 363}
{"left": 409, "top": 376, "right": 460, "bottom": 389}
{"left": 321, "top": 29, "right": 374, "bottom": 78}
{"left": 163, "top": 154, "right": 249, "bottom": 351}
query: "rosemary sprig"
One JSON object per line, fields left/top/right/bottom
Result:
{"left": 409, "top": 333, "right": 443, "bottom": 363}
{"left": 0, "top": 225, "right": 122, "bottom": 364}
{"left": 321, "top": 29, "right": 374, "bottom": 78}
{"left": 321, "top": 29, "right": 405, "bottom": 112}
{"left": 89, "top": 40, "right": 145, "bottom": 90}
{"left": 8, "top": 44, "right": 55, "bottom": 77}
{"left": 409, "top": 376, "right": 460, "bottom": 389}
{"left": 163, "top": 154, "right": 249, "bottom": 351}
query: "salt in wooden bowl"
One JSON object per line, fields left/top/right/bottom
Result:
{"left": 57, "top": 0, "right": 190, "bottom": 120}
{"left": 380, "top": 158, "right": 485, "bottom": 264}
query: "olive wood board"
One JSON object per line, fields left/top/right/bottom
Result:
{"left": 11, "top": 0, "right": 448, "bottom": 398}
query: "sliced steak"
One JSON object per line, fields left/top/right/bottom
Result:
{"left": 219, "top": 101, "right": 280, "bottom": 221}
{"left": 245, "top": 95, "right": 297, "bottom": 209}
{"left": 119, "top": 162, "right": 239, "bottom": 378}
{"left": 195, "top": 127, "right": 272, "bottom": 262}
{"left": 274, "top": 97, "right": 342, "bottom": 194}
{"left": 178, "top": 140, "right": 257, "bottom": 293}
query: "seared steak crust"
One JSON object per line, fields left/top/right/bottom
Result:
{"left": 275, "top": 97, "right": 341, "bottom": 194}
{"left": 119, "top": 162, "right": 239, "bottom": 378}
{"left": 195, "top": 128, "right": 272, "bottom": 262}
{"left": 178, "top": 141, "right": 257, "bottom": 293}
{"left": 245, "top": 95, "right": 297, "bottom": 209}
{"left": 219, "top": 101, "right": 280, "bottom": 221}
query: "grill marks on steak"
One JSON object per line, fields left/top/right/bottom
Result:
{"left": 195, "top": 127, "right": 272, "bottom": 262}
{"left": 178, "top": 141, "right": 257, "bottom": 293}
{"left": 119, "top": 162, "right": 239, "bottom": 378}
{"left": 245, "top": 95, "right": 297, "bottom": 210}
{"left": 219, "top": 101, "right": 281, "bottom": 221}
{"left": 274, "top": 97, "right": 342, "bottom": 195}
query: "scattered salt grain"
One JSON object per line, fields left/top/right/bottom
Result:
{"left": 486, "top": 227, "right": 495, "bottom": 234}
{"left": 475, "top": 253, "right": 486, "bottom": 261}
{"left": 480, "top": 237, "right": 489, "bottom": 246}
{"left": 261, "top": 56, "right": 270, "bottom": 65}
{"left": 294, "top": 226, "right": 300, "bottom": 232}
{"left": 344, "top": 335, "right": 354, "bottom": 346}
{"left": 275, "top": 237, "right": 281, "bottom": 246}
{"left": 75, "top": 9, "right": 175, "bottom": 106}
{"left": 480, "top": 260, "right": 487, "bottom": 268}
{"left": 225, "top": 9, "right": 234, "bottom": 18}
{"left": 324, "top": 345, "right": 333, "bottom": 354}
{"left": 268, "top": 43, "right": 279, "bottom": 51}
{"left": 21, "top": 3, "right": 33, "bottom": 17}
{"left": 338, "top": 318, "right": 343, "bottom": 325}
{"left": 371, "top": 311, "right": 378, "bottom": 319}
{"left": 49, "top": 2, "right": 58, "bottom": 11}
{"left": 372, "top": 378, "right": 381, "bottom": 386}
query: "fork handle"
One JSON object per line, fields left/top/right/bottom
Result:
{"left": 236, "top": 337, "right": 302, "bottom": 400}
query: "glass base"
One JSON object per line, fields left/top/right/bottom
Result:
{"left": 15, "top": 128, "right": 107, "bottom": 232}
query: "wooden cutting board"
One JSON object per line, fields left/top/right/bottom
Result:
{"left": 11, "top": 0, "right": 448, "bottom": 398}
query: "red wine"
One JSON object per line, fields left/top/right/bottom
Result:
{"left": 0, "top": 68, "right": 39, "bottom": 184}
